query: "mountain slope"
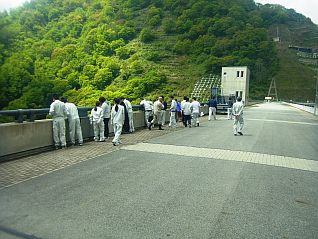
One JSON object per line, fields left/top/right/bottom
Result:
{"left": 0, "top": 0, "right": 317, "bottom": 109}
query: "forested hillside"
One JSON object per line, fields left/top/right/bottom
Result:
{"left": 0, "top": 0, "right": 317, "bottom": 109}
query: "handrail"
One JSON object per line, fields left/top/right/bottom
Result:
{"left": 0, "top": 101, "right": 265, "bottom": 124}
{"left": 0, "top": 105, "right": 143, "bottom": 123}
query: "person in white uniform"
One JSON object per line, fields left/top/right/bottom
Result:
{"left": 111, "top": 98, "right": 125, "bottom": 146}
{"left": 181, "top": 97, "right": 192, "bottom": 127}
{"left": 49, "top": 94, "right": 68, "bottom": 149}
{"left": 123, "top": 97, "right": 135, "bottom": 132}
{"left": 90, "top": 101, "right": 105, "bottom": 142}
{"left": 232, "top": 96, "right": 244, "bottom": 136}
{"left": 140, "top": 98, "right": 153, "bottom": 129}
{"left": 160, "top": 96, "right": 167, "bottom": 126}
{"left": 180, "top": 96, "right": 187, "bottom": 126}
{"left": 169, "top": 95, "right": 177, "bottom": 128}
{"left": 190, "top": 97, "right": 200, "bottom": 127}
{"left": 61, "top": 97, "right": 83, "bottom": 146}
{"left": 153, "top": 96, "right": 164, "bottom": 130}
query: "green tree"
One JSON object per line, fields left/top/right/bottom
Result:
{"left": 93, "top": 68, "right": 113, "bottom": 90}
{"left": 140, "top": 28, "right": 156, "bottom": 42}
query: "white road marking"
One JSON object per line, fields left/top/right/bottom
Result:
{"left": 248, "top": 111, "right": 302, "bottom": 115}
{"left": 246, "top": 118, "right": 318, "bottom": 126}
{"left": 122, "top": 143, "right": 318, "bottom": 173}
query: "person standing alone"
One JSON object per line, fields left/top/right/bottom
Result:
{"left": 232, "top": 96, "right": 244, "bottom": 136}
{"left": 61, "top": 97, "right": 83, "bottom": 146}
{"left": 208, "top": 96, "right": 217, "bottom": 121}
{"left": 49, "top": 94, "right": 68, "bottom": 149}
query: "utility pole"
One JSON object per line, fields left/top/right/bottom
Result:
{"left": 267, "top": 77, "right": 278, "bottom": 101}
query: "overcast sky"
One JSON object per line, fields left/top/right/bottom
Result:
{"left": 0, "top": 0, "right": 317, "bottom": 24}
{"left": 255, "top": 0, "right": 318, "bottom": 24}
{"left": 0, "top": 0, "right": 29, "bottom": 12}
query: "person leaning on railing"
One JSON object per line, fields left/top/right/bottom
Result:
{"left": 49, "top": 94, "right": 68, "bottom": 149}
{"left": 61, "top": 97, "right": 83, "bottom": 146}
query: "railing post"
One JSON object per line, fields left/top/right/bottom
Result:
{"left": 29, "top": 110, "right": 35, "bottom": 122}
{"left": 16, "top": 109, "right": 23, "bottom": 123}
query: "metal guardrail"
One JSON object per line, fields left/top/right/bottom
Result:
{"left": 0, "top": 108, "right": 50, "bottom": 123}
{"left": 0, "top": 105, "right": 143, "bottom": 123}
{"left": 0, "top": 107, "right": 90, "bottom": 123}
{"left": 0, "top": 100, "right": 268, "bottom": 123}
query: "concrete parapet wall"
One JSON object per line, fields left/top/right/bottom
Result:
{"left": 0, "top": 111, "right": 145, "bottom": 159}
{"left": 0, "top": 120, "right": 54, "bottom": 157}
{"left": 0, "top": 107, "right": 209, "bottom": 160}
{"left": 284, "top": 102, "right": 315, "bottom": 114}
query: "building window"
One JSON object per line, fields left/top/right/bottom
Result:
{"left": 241, "top": 71, "right": 244, "bottom": 77}
{"left": 236, "top": 91, "right": 243, "bottom": 98}
{"left": 237, "top": 71, "right": 240, "bottom": 77}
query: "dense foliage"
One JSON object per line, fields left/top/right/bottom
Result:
{"left": 0, "top": 0, "right": 317, "bottom": 109}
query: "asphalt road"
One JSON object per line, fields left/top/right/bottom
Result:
{"left": 0, "top": 103, "right": 317, "bottom": 239}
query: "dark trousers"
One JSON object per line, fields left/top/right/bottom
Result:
{"left": 177, "top": 111, "right": 182, "bottom": 122}
{"left": 184, "top": 115, "right": 191, "bottom": 127}
{"left": 103, "top": 118, "right": 110, "bottom": 138}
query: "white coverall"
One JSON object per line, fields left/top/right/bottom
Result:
{"left": 124, "top": 99, "right": 134, "bottom": 132}
{"left": 101, "top": 100, "right": 111, "bottom": 138}
{"left": 169, "top": 99, "right": 177, "bottom": 128}
{"left": 65, "top": 102, "right": 83, "bottom": 145}
{"left": 190, "top": 100, "right": 200, "bottom": 126}
{"left": 140, "top": 100, "right": 153, "bottom": 128}
{"left": 49, "top": 99, "right": 68, "bottom": 148}
{"left": 232, "top": 100, "right": 244, "bottom": 135}
{"left": 90, "top": 106, "right": 104, "bottom": 141}
{"left": 153, "top": 100, "right": 163, "bottom": 125}
{"left": 160, "top": 102, "right": 166, "bottom": 126}
{"left": 111, "top": 104, "right": 125, "bottom": 145}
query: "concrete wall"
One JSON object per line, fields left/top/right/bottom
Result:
{"left": 284, "top": 102, "right": 315, "bottom": 114}
{"left": 0, "top": 107, "right": 209, "bottom": 160}
{"left": 0, "top": 120, "right": 54, "bottom": 157}
{"left": 0, "top": 111, "right": 145, "bottom": 159}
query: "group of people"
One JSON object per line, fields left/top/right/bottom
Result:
{"left": 89, "top": 96, "right": 134, "bottom": 146}
{"left": 49, "top": 93, "right": 245, "bottom": 149}
{"left": 49, "top": 94, "right": 135, "bottom": 149}
{"left": 49, "top": 94, "right": 83, "bottom": 149}
{"left": 140, "top": 95, "right": 202, "bottom": 129}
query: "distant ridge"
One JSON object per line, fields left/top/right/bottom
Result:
{"left": 0, "top": 0, "right": 318, "bottom": 109}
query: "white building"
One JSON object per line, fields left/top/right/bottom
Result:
{"left": 221, "top": 66, "right": 250, "bottom": 104}
{"left": 273, "top": 37, "right": 280, "bottom": 42}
